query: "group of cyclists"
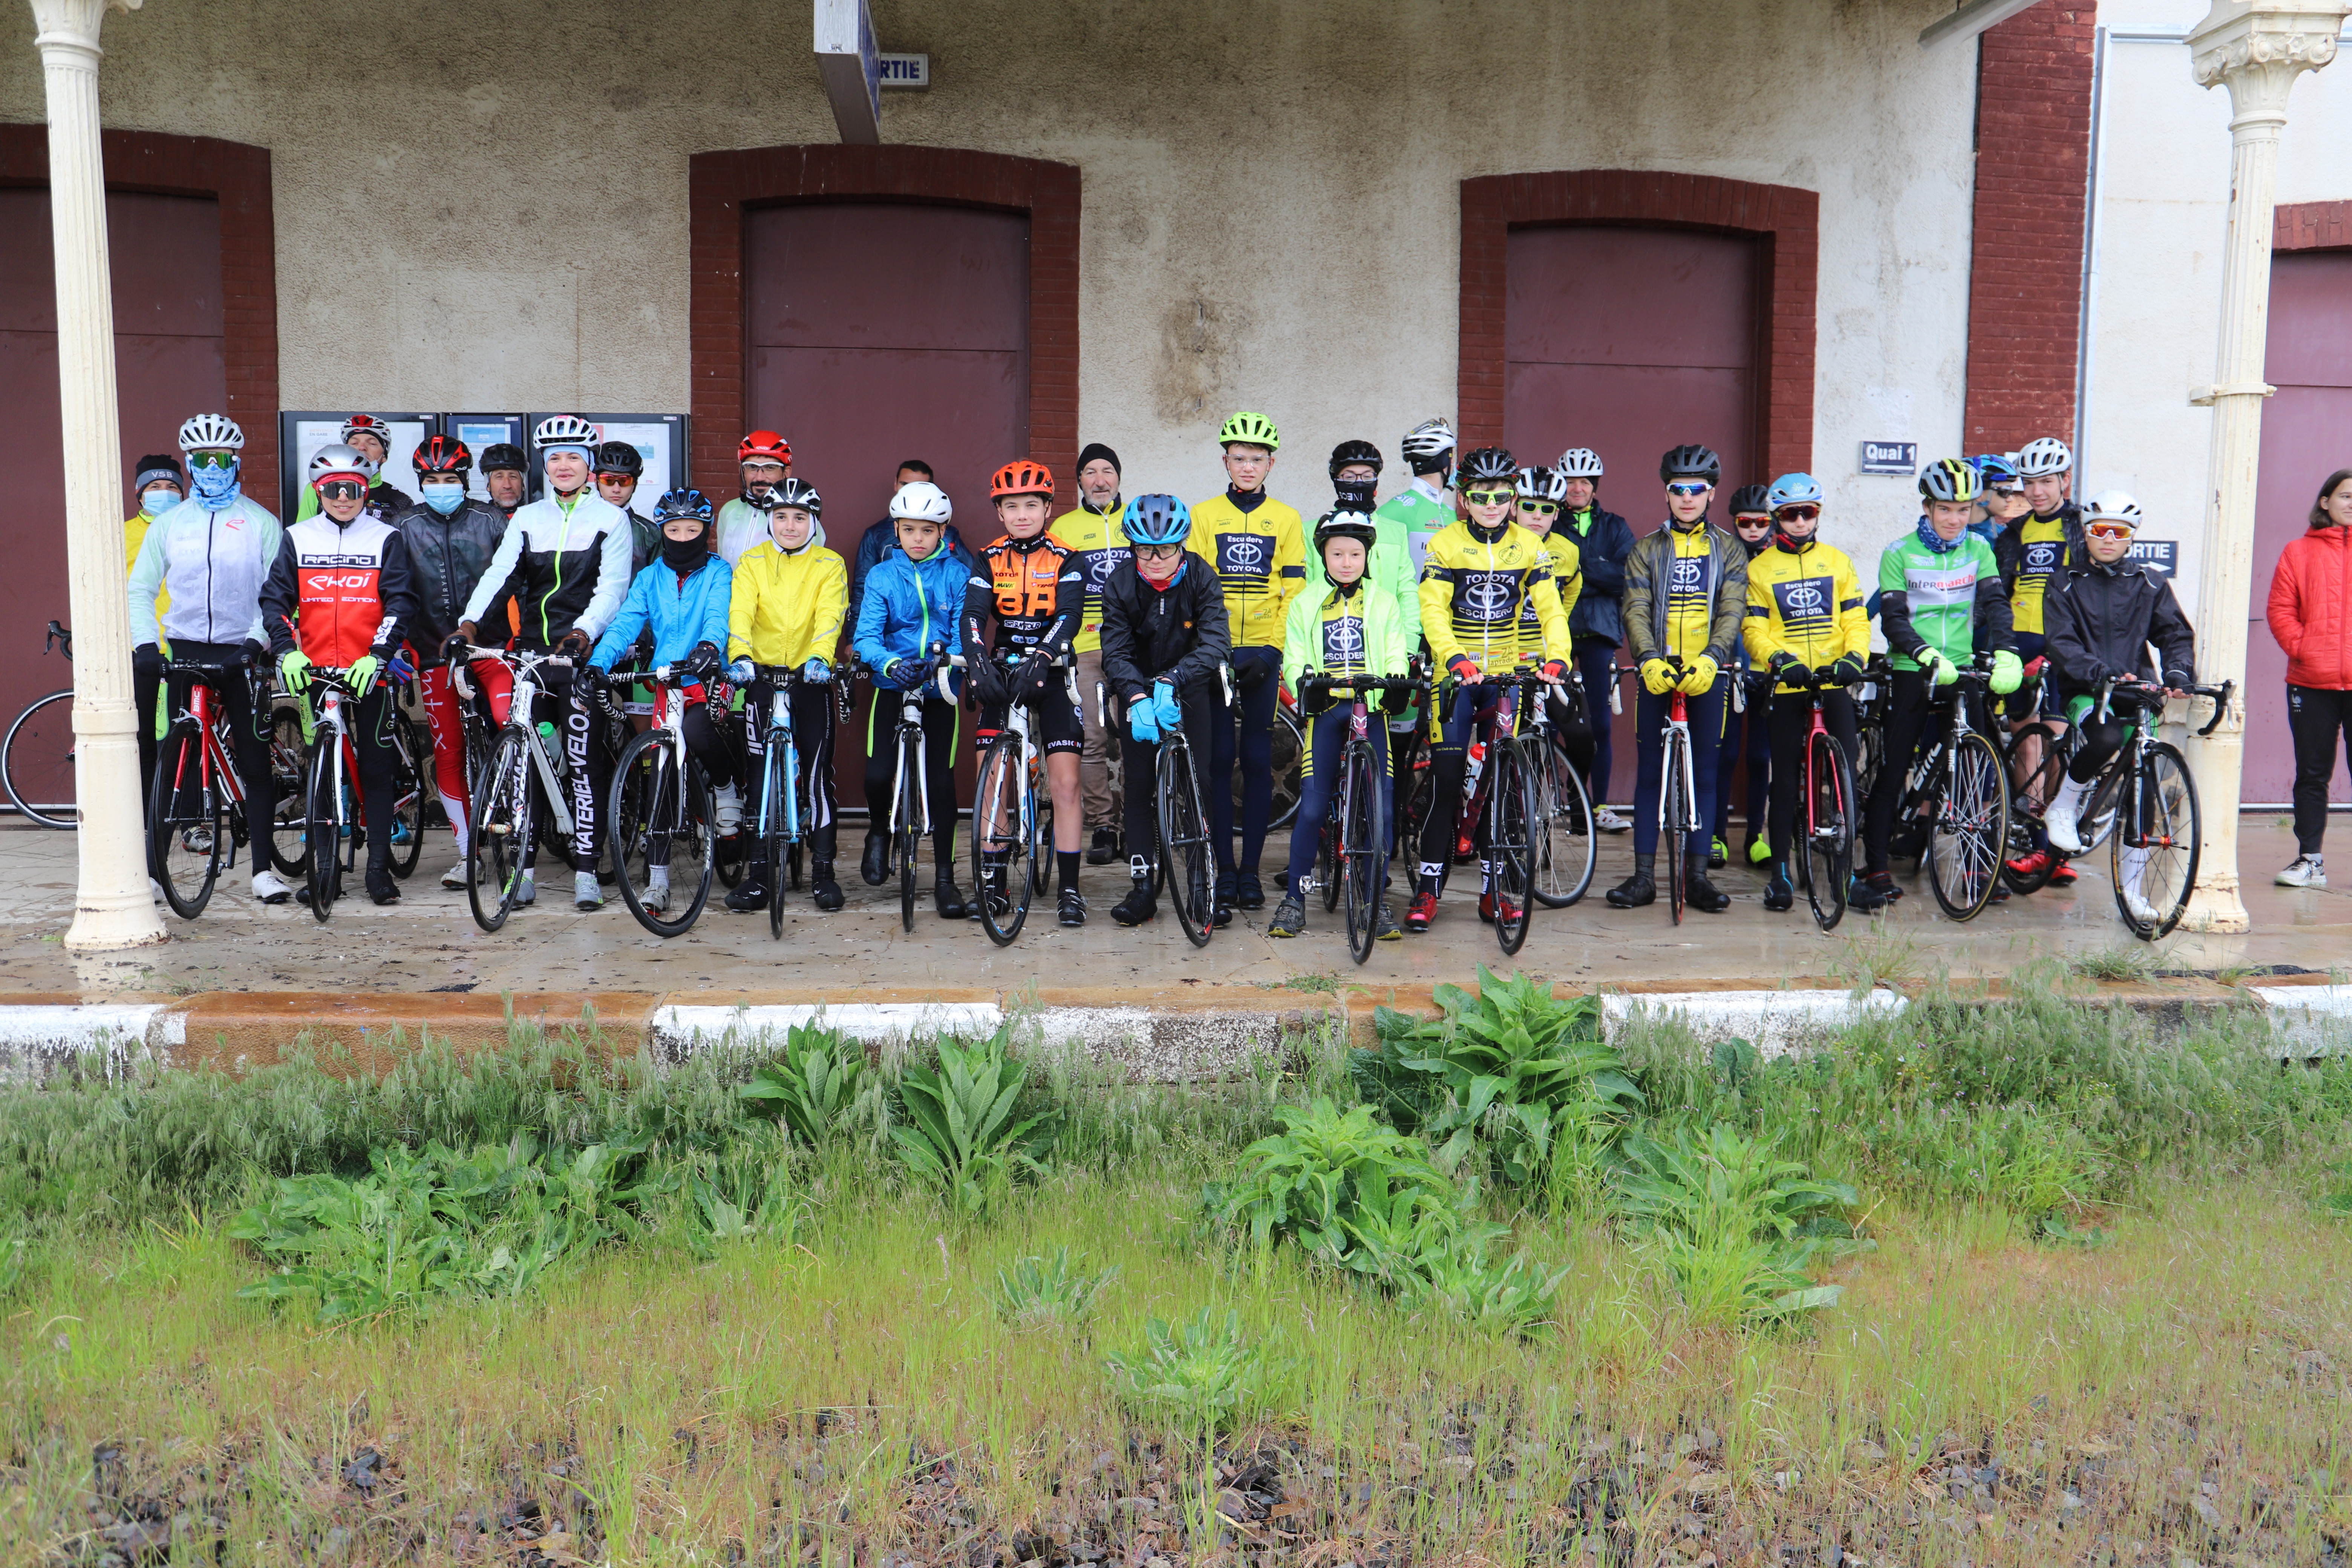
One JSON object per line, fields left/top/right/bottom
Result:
{"left": 120, "top": 402, "right": 2206, "bottom": 941}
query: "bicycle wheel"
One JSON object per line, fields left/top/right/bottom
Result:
{"left": 1530, "top": 738, "right": 1596, "bottom": 908}
{"left": 611, "top": 730, "right": 713, "bottom": 938}
{"left": 467, "top": 729, "right": 530, "bottom": 933}
{"left": 1160, "top": 738, "right": 1215, "bottom": 948}
{"left": 1928, "top": 730, "right": 2008, "bottom": 922}
{"left": 2117, "top": 742, "right": 2199, "bottom": 940}
{"left": 1340, "top": 740, "right": 1387, "bottom": 965}
{"left": 1664, "top": 732, "right": 1690, "bottom": 926}
{"left": 147, "top": 720, "right": 224, "bottom": 919}
{"left": 2001, "top": 722, "right": 2064, "bottom": 894}
{"left": 1488, "top": 740, "right": 1537, "bottom": 955}
{"left": 971, "top": 733, "right": 1034, "bottom": 946}
{"left": 2, "top": 689, "right": 75, "bottom": 827}
{"left": 385, "top": 712, "right": 426, "bottom": 879}
{"left": 1803, "top": 728, "right": 1857, "bottom": 931}
{"left": 1318, "top": 810, "right": 1341, "bottom": 913}
{"left": 1398, "top": 756, "right": 1433, "bottom": 866}
{"left": 897, "top": 728, "right": 923, "bottom": 933}
{"left": 304, "top": 739, "right": 341, "bottom": 922}
{"left": 764, "top": 743, "right": 791, "bottom": 941}
{"left": 1855, "top": 715, "right": 1886, "bottom": 804}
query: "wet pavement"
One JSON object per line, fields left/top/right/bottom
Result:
{"left": 1, "top": 816, "right": 2343, "bottom": 1000}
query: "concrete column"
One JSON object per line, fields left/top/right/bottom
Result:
{"left": 31, "top": 0, "right": 164, "bottom": 952}
{"left": 2178, "top": 0, "right": 2346, "bottom": 934}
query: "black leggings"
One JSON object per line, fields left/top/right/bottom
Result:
{"left": 1766, "top": 690, "right": 1857, "bottom": 866}
{"left": 1864, "top": 673, "right": 1997, "bottom": 873}
{"left": 140, "top": 641, "right": 277, "bottom": 858}
{"left": 744, "top": 681, "right": 837, "bottom": 860}
{"left": 863, "top": 687, "right": 960, "bottom": 870}
{"left": 2287, "top": 684, "right": 2352, "bottom": 855}
{"left": 1118, "top": 682, "right": 1217, "bottom": 876}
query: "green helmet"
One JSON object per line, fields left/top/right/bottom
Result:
{"left": 1218, "top": 410, "right": 1280, "bottom": 452}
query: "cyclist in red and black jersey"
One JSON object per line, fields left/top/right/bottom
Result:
{"left": 963, "top": 459, "right": 1090, "bottom": 925}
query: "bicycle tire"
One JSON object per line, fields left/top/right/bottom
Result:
{"left": 611, "top": 730, "right": 714, "bottom": 938}
{"left": 1398, "top": 759, "right": 1433, "bottom": 867}
{"left": 1489, "top": 739, "right": 1537, "bottom": 954}
{"left": 1530, "top": 737, "right": 1596, "bottom": 908}
{"left": 148, "top": 720, "right": 224, "bottom": 919}
{"left": 973, "top": 733, "right": 1034, "bottom": 947}
{"left": 1928, "top": 730, "right": 2008, "bottom": 922}
{"left": 304, "top": 738, "right": 341, "bottom": 922}
{"left": 2118, "top": 741, "right": 2199, "bottom": 940}
{"left": 1319, "top": 812, "right": 1341, "bottom": 913}
{"left": 1160, "top": 737, "right": 1214, "bottom": 948}
{"left": 1803, "top": 727, "right": 1856, "bottom": 931}
{"left": 386, "top": 712, "right": 426, "bottom": 878}
{"left": 1664, "top": 730, "right": 1690, "bottom": 926}
{"left": 897, "top": 727, "right": 923, "bottom": 933}
{"left": 467, "top": 729, "right": 530, "bottom": 933}
{"left": 765, "top": 742, "right": 791, "bottom": 941}
{"left": 2000, "top": 721, "right": 2064, "bottom": 893}
{"left": 265, "top": 707, "right": 311, "bottom": 875}
{"left": 2, "top": 689, "right": 76, "bottom": 827}
{"left": 1340, "top": 738, "right": 1386, "bottom": 965}
{"left": 1855, "top": 718, "right": 1886, "bottom": 805}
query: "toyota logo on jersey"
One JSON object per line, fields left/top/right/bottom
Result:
{"left": 1087, "top": 548, "right": 1131, "bottom": 591}
{"left": 1217, "top": 534, "right": 1269, "bottom": 576}
{"left": 1783, "top": 582, "right": 1827, "bottom": 614}
{"left": 2023, "top": 542, "right": 2060, "bottom": 573}
{"left": 1460, "top": 574, "right": 1515, "bottom": 619}
{"left": 1321, "top": 616, "right": 1366, "bottom": 665}
{"left": 1669, "top": 556, "right": 1707, "bottom": 594}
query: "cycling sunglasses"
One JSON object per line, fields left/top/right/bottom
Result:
{"left": 1462, "top": 487, "right": 1515, "bottom": 506}
{"left": 315, "top": 479, "right": 364, "bottom": 501}
{"left": 1733, "top": 514, "right": 1774, "bottom": 531}
{"left": 1774, "top": 504, "right": 1822, "bottom": 524}
{"left": 187, "top": 450, "right": 237, "bottom": 470}
{"left": 1665, "top": 481, "right": 1712, "bottom": 498}
{"left": 1132, "top": 541, "right": 1184, "bottom": 560}
{"left": 2084, "top": 521, "right": 2136, "bottom": 541}
{"left": 1516, "top": 500, "right": 1560, "bottom": 517}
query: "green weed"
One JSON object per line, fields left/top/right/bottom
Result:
{"left": 1104, "top": 1308, "right": 1270, "bottom": 1434}
{"left": 990, "top": 1245, "right": 1118, "bottom": 1331}
{"left": 737, "top": 1021, "right": 871, "bottom": 1152}
{"left": 890, "top": 1031, "right": 1057, "bottom": 1216}
{"left": 1201, "top": 1098, "right": 1454, "bottom": 1259}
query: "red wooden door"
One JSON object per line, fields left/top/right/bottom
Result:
{"left": 2250, "top": 250, "right": 2352, "bottom": 805}
{"left": 1504, "top": 224, "right": 1761, "bottom": 808}
{"left": 0, "top": 190, "right": 225, "bottom": 725}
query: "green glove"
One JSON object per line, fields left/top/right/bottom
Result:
{"left": 278, "top": 650, "right": 312, "bottom": 694}
{"left": 1920, "top": 648, "right": 1959, "bottom": 688}
{"left": 347, "top": 653, "right": 381, "bottom": 693}
{"left": 1989, "top": 649, "right": 2024, "bottom": 696}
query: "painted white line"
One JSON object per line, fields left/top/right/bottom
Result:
{"left": 650, "top": 1002, "right": 1004, "bottom": 1056}
{"left": 0, "top": 1003, "right": 172, "bottom": 1078}
{"left": 2249, "top": 985, "right": 2352, "bottom": 1055}
{"left": 1601, "top": 988, "right": 1907, "bottom": 1057}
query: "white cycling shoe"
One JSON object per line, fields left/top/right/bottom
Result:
{"left": 1594, "top": 806, "right": 1632, "bottom": 835}
{"left": 252, "top": 870, "right": 293, "bottom": 905}
{"left": 714, "top": 783, "right": 743, "bottom": 837}
{"left": 2275, "top": 856, "right": 2326, "bottom": 888}
{"left": 2043, "top": 777, "right": 2090, "bottom": 856}
{"left": 440, "top": 862, "right": 469, "bottom": 891}
{"left": 573, "top": 870, "right": 603, "bottom": 911}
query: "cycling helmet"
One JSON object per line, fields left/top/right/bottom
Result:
{"left": 1919, "top": 457, "right": 1984, "bottom": 504}
{"left": 990, "top": 459, "right": 1055, "bottom": 500}
{"left": 888, "top": 480, "right": 952, "bottom": 523}
{"left": 1217, "top": 410, "right": 1280, "bottom": 452}
{"left": 478, "top": 442, "right": 526, "bottom": 474}
{"left": 1456, "top": 446, "right": 1518, "bottom": 486}
{"left": 1314, "top": 511, "right": 1380, "bottom": 557}
{"left": 412, "top": 435, "right": 471, "bottom": 476}
{"left": 1972, "top": 452, "right": 2020, "bottom": 489}
{"left": 340, "top": 413, "right": 394, "bottom": 448}
{"left": 1727, "top": 484, "right": 1772, "bottom": 517}
{"left": 1555, "top": 447, "right": 1605, "bottom": 480}
{"left": 772, "top": 476, "right": 823, "bottom": 518}
{"left": 177, "top": 413, "right": 243, "bottom": 452}
{"left": 306, "top": 443, "right": 370, "bottom": 485}
{"left": 1516, "top": 466, "right": 1570, "bottom": 503}
{"left": 1660, "top": 444, "right": 1722, "bottom": 485}
{"left": 1122, "top": 493, "right": 1191, "bottom": 547}
{"left": 1400, "top": 417, "right": 1455, "bottom": 472}
{"left": 593, "top": 440, "right": 644, "bottom": 478}
{"left": 738, "top": 430, "right": 790, "bottom": 466}
{"left": 654, "top": 489, "right": 716, "bottom": 525}
{"left": 533, "top": 414, "right": 597, "bottom": 450}
{"left": 1328, "top": 438, "right": 1383, "bottom": 479}
{"left": 2015, "top": 436, "right": 2073, "bottom": 477}
{"left": 1766, "top": 472, "right": 1825, "bottom": 511}
{"left": 2080, "top": 489, "right": 2143, "bottom": 530}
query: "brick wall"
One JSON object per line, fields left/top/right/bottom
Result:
{"left": 2277, "top": 200, "right": 2352, "bottom": 253}
{"left": 1962, "top": 0, "right": 2097, "bottom": 455}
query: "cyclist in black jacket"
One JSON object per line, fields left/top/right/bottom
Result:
{"left": 1554, "top": 447, "right": 1638, "bottom": 832}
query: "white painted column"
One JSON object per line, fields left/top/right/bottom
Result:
{"left": 2178, "top": 0, "right": 2346, "bottom": 934}
{"left": 31, "top": 0, "right": 164, "bottom": 952}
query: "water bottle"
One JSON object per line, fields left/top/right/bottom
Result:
{"left": 537, "top": 720, "right": 558, "bottom": 747}
{"left": 1463, "top": 739, "right": 1487, "bottom": 797}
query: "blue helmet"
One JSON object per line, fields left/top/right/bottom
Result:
{"left": 654, "top": 488, "right": 715, "bottom": 525}
{"left": 1123, "top": 493, "right": 1191, "bottom": 547}
{"left": 1765, "top": 472, "right": 1824, "bottom": 511}
{"left": 1971, "top": 452, "right": 2020, "bottom": 488}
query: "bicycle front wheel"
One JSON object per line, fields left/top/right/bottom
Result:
{"left": 1488, "top": 740, "right": 1537, "bottom": 954}
{"left": 387, "top": 712, "right": 426, "bottom": 878}
{"left": 467, "top": 729, "right": 530, "bottom": 933}
{"left": 3, "top": 689, "right": 76, "bottom": 828}
{"left": 1339, "top": 739, "right": 1386, "bottom": 965}
{"left": 267, "top": 707, "right": 311, "bottom": 876}
{"left": 2117, "top": 741, "right": 2199, "bottom": 940}
{"left": 764, "top": 742, "right": 792, "bottom": 941}
{"left": 1664, "top": 732, "right": 1691, "bottom": 926}
{"left": 897, "top": 728, "right": 923, "bottom": 933}
{"left": 1530, "top": 738, "right": 1596, "bottom": 908}
{"left": 611, "top": 730, "right": 713, "bottom": 938}
{"left": 1802, "top": 728, "right": 1857, "bottom": 931}
{"left": 1161, "top": 738, "right": 1215, "bottom": 948}
{"left": 971, "top": 733, "right": 1035, "bottom": 946}
{"left": 304, "top": 739, "right": 341, "bottom": 922}
{"left": 148, "top": 720, "right": 224, "bottom": 919}
{"left": 1928, "top": 730, "right": 2008, "bottom": 922}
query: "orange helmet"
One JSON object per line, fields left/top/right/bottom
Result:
{"left": 738, "top": 430, "right": 790, "bottom": 466}
{"left": 990, "top": 459, "right": 1054, "bottom": 500}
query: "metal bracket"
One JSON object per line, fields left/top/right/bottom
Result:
{"left": 2189, "top": 381, "right": 2277, "bottom": 405}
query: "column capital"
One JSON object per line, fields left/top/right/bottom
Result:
{"left": 2189, "top": 0, "right": 2348, "bottom": 116}
{"left": 28, "top": 0, "right": 141, "bottom": 58}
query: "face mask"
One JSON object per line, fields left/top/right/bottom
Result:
{"left": 190, "top": 460, "right": 240, "bottom": 510}
{"left": 662, "top": 533, "right": 708, "bottom": 573}
{"left": 422, "top": 482, "right": 465, "bottom": 516}
{"left": 139, "top": 487, "right": 178, "bottom": 517}
{"left": 1334, "top": 479, "right": 1377, "bottom": 513}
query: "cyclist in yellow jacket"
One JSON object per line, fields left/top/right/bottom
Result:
{"left": 723, "top": 477, "right": 847, "bottom": 914}
{"left": 125, "top": 453, "right": 182, "bottom": 798}
{"left": 1192, "top": 410, "right": 1306, "bottom": 917}
{"left": 1050, "top": 442, "right": 1129, "bottom": 865}
{"left": 1740, "top": 473, "right": 1869, "bottom": 913}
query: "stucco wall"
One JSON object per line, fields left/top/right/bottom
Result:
{"left": 2, "top": 0, "right": 1977, "bottom": 548}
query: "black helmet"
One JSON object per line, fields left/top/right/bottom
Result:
{"left": 654, "top": 488, "right": 715, "bottom": 526}
{"left": 479, "top": 442, "right": 527, "bottom": 475}
{"left": 1328, "top": 439, "right": 1384, "bottom": 480}
{"left": 774, "top": 476, "right": 823, "bottom": 518}
{"left": 1314, "top": 511, "right": 1380, "bottom": 557}
{"left": 1457, "top": 446, "right": 1518, "bottom": 485}
{"left": 1660, "top": 444, "right": 1722, "bottom": 485}
{"left": 1727, "top": 483, "right": 1771, "bottom": 516}
{"left": 593, "top": 440, "right": 644, "bottom": 478}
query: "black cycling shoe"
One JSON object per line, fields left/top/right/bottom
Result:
{"left": 1684, "top": 859, "right": 1731, "bottom": 914}
{"left": 725, "top": 877, "right": 770, "bottom": 913}
{"left": 1266, "top": 894, "right": 1305, "bottom": 937}
{"left": 1215, "top": 868, "right": 1236, "bottom": 909}
{"left": 1374, "top": 904, "right": 1403, "bottom": 941}
{"left": 1087, "top": 829, "right": 1119, "bottom": 866}
{"left": 1605, "top": 854, "right": 1657, "bottom": 909}
{"left": 861, "top": 834, "right": 890, "bottom": 886}
{"left": 1110, "top": 876, "right": 1156, "bottom": 926}
{"left": 1762, "top": 867, "right": 1795, "bottom": 912}
{"left": 1234, "top": 870, "right": 1265, "bottom": 910}
{"left": 935, "top": 874, "right": 969, "bottom": 921}
{"left": 1849, "top": 870, "right": 1897, "bottom": 912}
{"left": 366, "top": 869, "right": 401, "bottom": 906}
{"left": 810, "top": 860, "right": 844, "bottom": 912}
{"left": 1059, "top": 887, "right": 1086, "bottom": 927}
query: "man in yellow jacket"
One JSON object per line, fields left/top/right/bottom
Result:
{"left": 724, "top": 476, "right": 848, "bottom": 914}
{"left": 124, "top": 453, "right": 182, "bottom": 786}
{"left": 1050, "top": 442, "right": 1129, "bottom": 865}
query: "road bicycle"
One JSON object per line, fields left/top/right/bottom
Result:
{"left": 606, "top": 661, "right": 722, "bottom": 938}
{"left": 1611, "top": 656, "right": 1703, "bottom": 926}
{"left": 147, "top": 651, "right": 262, "bottom": 916}
{"left": 965, "top": 649, "right": 1083, "bottom": 946}
{"left": 1099, "top": 665, "right": 1230, "bottom": 948}
{"left": 290, "top": 663, "right": 394, "bottom": 923}
{"left": 857, "top": 646, "right": 952, "bottom": 934}
{"left": 455, "top": 643, "right": 583, "bottom": 932}
{"left": 1297, "top": 668, "right": 1427, "bottom": 965}
{"left": 1998, "top": 656, "right": 2068, "bottom": 895}
{"left": 1888, "top": 660, "right": 2013, "bottom": 921}
{"left": 1430, "top": 666, "right": 1550, "bottom": 954}
{"left": 1526, "top": 682, "right": 1598, "bottom": 909}
{"left": 743, "top": 661, "right": 851, "bottom": 940}
{"left": 3, "top": 620, "right": 75, "bottom": 828}
{"left": 1768, "top": 663, "right": 1862, "bottom": 931}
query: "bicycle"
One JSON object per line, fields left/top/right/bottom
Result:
{"left": 1998, "top": 657, "right": 2067, "bottom": 895}
{"left": 607, "top": 661, "right": 723, "bottom": 938}
{"left": 1611, "top": 656, "right": 1702, "bottom": 926}
{"left": 858, "top": 645, "right": 951, "bottom": 934}
{"left": 743, "top": 660, "right": 852, "bottom": 938}
{"left": 1769, "top": 663, "right": 1862, "bottom": 931}
{"left": 1100, "top": 666, "right": 1230, "bottom": 948}
{"left": 147, "top": 652, "right": 263, "bottom": 917}
{"left": 291, "top": 664, "right": 388, "bottom": 923}
{"left": 1297, "top": 668, "right": 1427, "bottom": 964}
{"left": 1850, "top": 655, "right": 1891, "bottom": 804}
{"left": 454, "top": 643, "right": 583, "bottom": 932}
{"left": 1431, "top": 666, "right": 1550, "bottom": 954}
{"left": 965, "top": 649, "right": 1082, "bottom": 946}
{"left": 1527, "top": 682, "right": 1598, "bottom": 910}
{"left": 1887, "top": 657, "right": 2012, "bottom": 921}
{"left": 3, "top": 620, "right": 76, "bottom": 828}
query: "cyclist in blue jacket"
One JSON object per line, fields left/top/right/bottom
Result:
{"left": 853, "top": 496, "right": 972, "bottom": 917}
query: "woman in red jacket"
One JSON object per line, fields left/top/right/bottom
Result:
{"left": 2266, "top": 467, "right": 2352, "bottom": 887}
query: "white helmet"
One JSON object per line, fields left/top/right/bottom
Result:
{"left": 306, "top": 443, "right": 370, "bottom": 484}
{"left": 1554, "top": 447, "right": 1604, "bottom": 479}
{"left": 178, "top": 413, "right": 244, "bottom": 453}
{"left": 888, "top": 480, "right": 953, "bottom": 524}
{"left": 2015, "top": 437, "right": 2074, "bottom": 477}
{"left": 1515, "top": 466, "right": 1570, "bottom": 503}
{"left": 533, "top": 413, "right": 598, "bottom": 450}
{"left": 2080, "top": 489, "right": 2143, "bottom": 530}
{"left": 1400, "top": 417, "right": 1456, "bottom": 464}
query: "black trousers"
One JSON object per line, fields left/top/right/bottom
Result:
{"left": 1116, "top": 682, "right": 1217, "bottom": 876}
{"left": 1766, "top": 690, "right": 1857, "bottom": 866}
{"left": 863, "top": 688, "right": 960, "bottom": 869}
{"left": 342, "top": 684, "right": 401, "bottom": 875}
{"left": 2286, "top": 684, "right": 2352, "bottom": 855}
{"left": 1574, "top": 637, "right": 1620, "bottom": 805}
{"left": 743, "top": 680, "right": 837, "bottom": 860}
{"left": 138, "top": 640, "right": 276, "bottom": 860}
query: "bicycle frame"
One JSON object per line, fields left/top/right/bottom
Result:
{"left": 458, "top": 644, "right": 579, "bottom": 842}
{"left": 161, "top": 668, "right": 251, "bottom": 819}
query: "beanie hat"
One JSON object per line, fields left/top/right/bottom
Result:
{"left": 133, "top": 454, "right": 184, "bottom": 492}
{"left": 1076, "top": 442, "right": 1122, "bottom": 477}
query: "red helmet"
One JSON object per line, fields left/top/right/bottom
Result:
{"left": 739, "top": 430, "right": 790, "bottom": 466}
{"left": 412, "top": 434, "right": 472, "bottom": 475}
{"left": 990, "top": 459, "right": 1054, "bottom": 500}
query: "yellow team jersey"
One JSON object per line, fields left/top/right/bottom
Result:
{"left": 1048, "top": 501, "right": 1128, "bottom": 655}
{"left": 1743, "top": 541, "right": 1870, "bottom": 692}
{"left": 1188, "top": 491, "right": 1305, "bottom": 648}
{"left": 2010, "top": 515, "right": 2067, "bottom": 635}
{"left": 1516, "top": 530, "right": 1582, "bottom": 656}
{"left": 1416, "top": 522, "right": 1571, "bottom": 672}
{"left": 125, "top": 513, "right": 170, "bottom": 623}
{"left": 727, "top": 539, "right": 847, "bottom": 667}
{"left": 1662, "top": 525, "right": 1717, "bottom": 660}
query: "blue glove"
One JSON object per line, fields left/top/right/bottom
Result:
{"left": 1128, "top": 697, "right": 1162, "bottom": 745}
{"left": 387, "top": 652, "right": 415, "bottom": 686}
{"left": 1150, "top": 679, "right": 1182, "bottom": 733}
{"left": 728, "top": 657, "right": 755, "bottom": 683}
{"left": 800, "top": 657, "right": 831, "bottom": 684}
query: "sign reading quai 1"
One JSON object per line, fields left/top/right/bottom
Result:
{"left": 1859, "top": 441, "right": 1918, "bottom": 476}
{"left": 879, "top": 53, "right": 929, "bottom": 88}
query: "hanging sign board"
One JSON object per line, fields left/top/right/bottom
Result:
{"left": 815, "top": 0, "right": 882, "bottom": 144}
{"left": 2127, "top": 538, "right": 2178, "bottom": 579}
{"left": 1859, "top": 441, "right": 1919, "bottom": 476}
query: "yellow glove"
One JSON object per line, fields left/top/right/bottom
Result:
{"left": 1920, "top": 648, "right": 1959, "bottom": 688}
{"left": 1639, "top": 658, "right": 1677, "bottom": 697}
{"left": 1678, "top": 654, "right": 1720, "bottom": 696}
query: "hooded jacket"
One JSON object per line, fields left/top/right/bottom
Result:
{"left": 127, "top": 494, "right": 283, "bottom": 648}
{"left": 1282, "top": 576, "right": 1415, "bottom": 699}
{"left": 849, "top": 516, "right": 976, "bottom": 616}
{"left": 856, "top": 544, "right": 970, "bottom": 688}
{"left": 2266, "top": 521, "right": 2352, "bottom": 689}
{"left": 729, "top": 534, "right": 848, "bottom": 668}
{"left": 1560, "top": 504, "right": 1637, "bottom": 645}
{"left": 1099, "top": 553, "right": 1233, "bottom": 698}
{"left": 390, "top": 495, "right": 508, "bottom": 651}
{"left": 2044, "top": 556, "right": 2197, "bottom": 693}
{"left": 589, "top": 554, "right": 733, "bottom": 673}
{"left": 1622, "top": 520, "right": 1747, "bottom": 667}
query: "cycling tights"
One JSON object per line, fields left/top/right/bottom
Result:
{"left": 1210, "top": 645, "right": 1282, "bottom": 873}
